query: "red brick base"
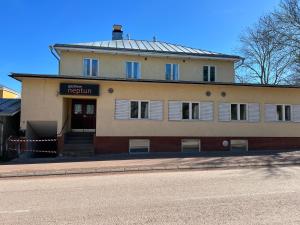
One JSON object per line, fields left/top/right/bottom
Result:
{"left": 93, "top": 136, "right": 300, "bottom": 154}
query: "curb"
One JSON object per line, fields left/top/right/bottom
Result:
{"left": 1, "top": 161, "right": 300, "bottom": 178}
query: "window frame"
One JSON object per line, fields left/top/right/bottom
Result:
{"left": 276, "top": 104, "right": 292, "bottom": 122}
{"left": 181, "top": 102, "right": 200, "bottom": 120}
{"left": 230, "top": 103, "right": 248, "bottom": 121}
{"left": 129, "top": 100, "right": 150, "bottom": 120}
{"left": 165, "top": 63, "right": 180, "bottom": 81}
{"left": 203, "top": 65, "right": 216, "bottom": 82}
{"left": 83, "top": 58, "right": 99, "bottom": 77}
{"left": 125, "top": 61, "right": 141, "bottom": 79}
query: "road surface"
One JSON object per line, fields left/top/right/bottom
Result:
{"left": 0, "top": 166, "right": 300, "bottom": 225}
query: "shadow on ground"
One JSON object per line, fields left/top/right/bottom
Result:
{"left": 2, "top": 150, "right": 299, "bottom": 166}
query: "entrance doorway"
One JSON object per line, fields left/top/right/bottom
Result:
{"left": 71, "top": 99, "right": 96, "bottom": 132}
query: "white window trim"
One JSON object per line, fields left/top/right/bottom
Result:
{"left": 129, "top": 100, "right": 150, "bottom": 120}
{"left": 182, "top": 102, "right": 200, "bottom": 120}
{"left": 83, "top": 58, "right": 99, "bottom": 76}
{"left": 276, "top": 104, "right": 292, "bottom": 122}
{"left": 165, "top": 63, "right": 180, "bottom": 80}
{"left": 203, "top": 65, "right": 216, "bottom": 82}
{"left": 125, "top": 61, "right": 141, "bottom": 79}
{"left": 230, "top": 103, "right": 248, "bottom": 121}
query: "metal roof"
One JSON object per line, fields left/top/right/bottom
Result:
{"left": 0, "top": 99, "right": 21, "bottom": 116}
{"left": 54, "top": 39, "right": 241, "bottom": 61}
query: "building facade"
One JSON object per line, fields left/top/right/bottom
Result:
{"left": 0, "top": 85, "right": 20, "bottom": 99}
{"left": 11, "top": 25, "right": 300, "bottom": 155}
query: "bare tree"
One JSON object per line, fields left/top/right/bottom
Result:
{"left": 271, "top": 0, "right": 300, "bottom": 84}
{"left": 237, "top": 16, "right": 294, "bottom": 84}
{"left": 236, "top": 0, "right": 300, "bottom": 84}
{"left": 273, "top": 0, "right": 300, "bottom": 52}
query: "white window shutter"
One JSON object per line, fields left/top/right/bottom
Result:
{"left": 200, "top": 102, "right": 213, "bottom": 121}
{"left": 248, "top": 103, "right": 260, "bottom": 122}
{"left": 264, "top": 104, "right": 277, "bottom": 122}
{"left": 218, "top": 103, "right": 230, "bottom": 121}
{"left": 150, "top": 101, "right": 163, "bottom": 120}
{"left": 292, "top": 105, "right": 300, "bottom": 122}
{"left": 169, "top": 101, "right": 182, "bottom": 121}
{"left": 115, "top": 100, "right": 130, "bottom": 120}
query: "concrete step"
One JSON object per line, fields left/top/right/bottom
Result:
{"left": 64, "top": 132, "right": 94, "bottom": 146}
{"left": 63, "top": 144, "right": 94, "bottom": 151}
{"left": 64, "top": 139, "right": 93, "bottom": 144}
{"left": 65, "top": 136, "right": 93, "bottom": 140}
{"left": 65, "top": 132, "right": 94, "bottom": 138}
{"left": 63, "top": 143, "right": 94, "bottom": 157}
{"left": 63, "top": 151, "right": 94, "bottom": 157}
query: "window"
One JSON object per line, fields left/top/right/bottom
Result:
{"left": 129, "top": 139, "right": 150, "bottom": 153}
{"left": 83, "top": 58, "right": 99, "bottom": 76}
{"left": 74, "top": 104, "right": 82, "bottom": 115}
{"left": 126, "top": 61, "right": 141, "bottom": 79}
{"left": 182, "top": 103, "right": 190, "bottom": 120}
{"left": 141, "top": 101, "right": 149, "bottom": 119}
{"left": 181, "top": 139, "right": 200, "bottom": 153}
{"left": 240, "top": 104, "right": 247, "bottom": 120}
{"left": 165, "top": 64, "right": 179, "bottom": 80}
{"left": 231, "top": 104, "right": 238, "bottom": 120}
{"left": 230, "top": 140, "right": 248, "bottom": 152}
{"left": 203, "top": 66, "right": 216, "bottom": 82}
{"left": 130, "top": 101, "right": 139, "bottom": 118}
{"left": 182, "top": 102, "right": 200, "bottom": 120}
{"left": 285, "top": 105, "right": 291, "bottom": 121}
{"left": 192, "top": 103, "right": 200, "bottom": 120}
{"left": 276, "top": 105, "right": 291, "bottom": 121}
{"left": 86, "top": 104, "right": 95, "bottom": 115}
{"left": 231, "top": 104, "right": 247, "bottom": 121}
{"left": 130, "top": 101, "right": 149, "bottom": 119}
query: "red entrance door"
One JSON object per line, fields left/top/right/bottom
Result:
{"left": 71, "top": 99, "right": 96, "bottom": 131}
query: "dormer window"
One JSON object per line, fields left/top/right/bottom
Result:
{"left": 126, "top": 61, "right": 141, "bottom": 79}
{"left": 83, "top": 58, "right": 99, "bottom": 76}
{"left": 203, "top": 66, "right": 216, "bottom": 82}
{"left": 165, "top": 64, "right": 179, "bottom": 80}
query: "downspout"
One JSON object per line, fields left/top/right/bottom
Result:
{"left": 49, "top": 45, "right": 61, "bottom": 74}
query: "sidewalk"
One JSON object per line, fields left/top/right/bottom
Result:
{"left": 0, "top": 150, "right": 300, "bottom": 178}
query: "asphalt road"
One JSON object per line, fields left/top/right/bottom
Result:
{"left": 0, "top": 166, "right": 300, "bottom": 225}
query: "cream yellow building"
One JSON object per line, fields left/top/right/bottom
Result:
{"left": 0, "top": 85, "right": 20, "bottom": 99}
{"left": 10, "top": 25, "right": 300, "bottom": 155}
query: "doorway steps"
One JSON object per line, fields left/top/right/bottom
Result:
{"left": 63, "top": 132, "right": 95, "bottom": 157}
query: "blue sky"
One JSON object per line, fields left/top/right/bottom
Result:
{"left": 0, "top": 0, "right": 280, "bottom": 92}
